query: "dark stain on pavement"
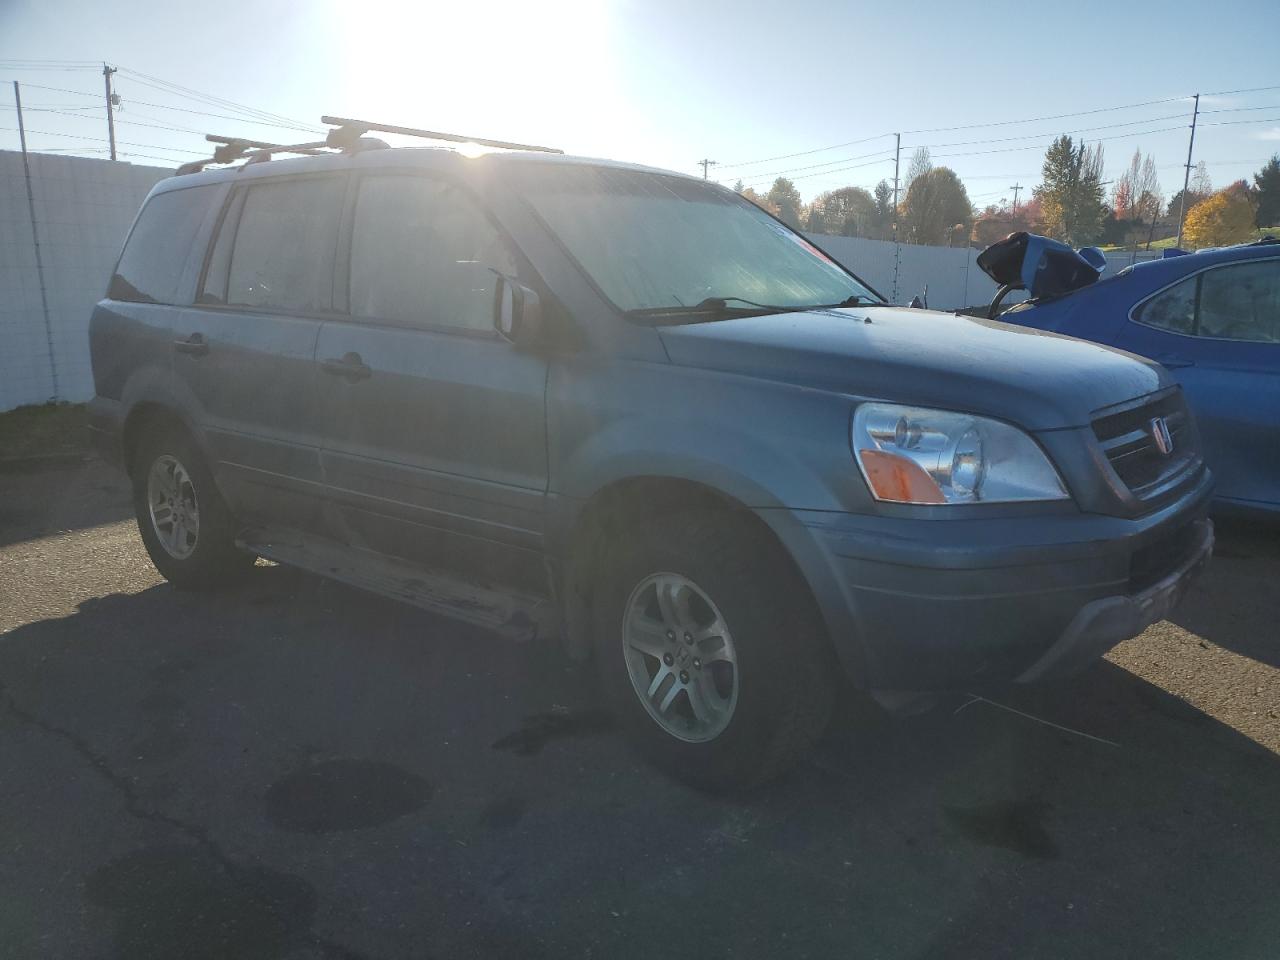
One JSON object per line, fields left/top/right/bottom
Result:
{"left": 85, "top": 845, "right": 317, "bottom": 960}
{"left": 944, "top": 799, "right": 1059, "bottom": 859}
{"left": 491, "top": 708, "right": 615, "bottom": 756}
{"left": 265, "top": 758, "right": 432, "bottom": 834}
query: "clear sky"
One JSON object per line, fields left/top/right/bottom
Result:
{"left": 2, "top": 0, "right": 1277, "bottom": 208}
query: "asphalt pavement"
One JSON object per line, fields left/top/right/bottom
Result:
{"left": 1, "top": 458, "right": 1278, "bottom": 960}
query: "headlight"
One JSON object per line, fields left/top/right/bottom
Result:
{"left": 852, "top": 403, "right": 1068, "bottom": 505}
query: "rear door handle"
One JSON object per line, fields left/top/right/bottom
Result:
{"left": 320, "top": 352, "right": 372, "bottom": 380}
{"left": 173, "top": 332, "right": 209, "bottom": 356}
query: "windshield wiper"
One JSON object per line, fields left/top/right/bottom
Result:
{"left": 795, "top": 294, "right": 885, "bottom": 310}
{"left": 625, "top": 293, "right": 884, "bottom": 325}
{"left": 625, "top": 296, "right": 792, "bottom": 324}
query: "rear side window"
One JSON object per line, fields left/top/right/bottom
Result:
{"left": 201, "top": 176, "right": 344, "bottom": 312}
{"left": 347, "top": 175, "right": 517, "bottom": 331}
{"left": 1134, "top": 275, "right": 1196, "bottom": 335}
{"left": 1198, "top": 260, "right": 1280, "bottom": 342}
{"left": 1133, "top": 259, "right": 1280, "bottom": 342}
{"left": 109, "top": 185, "right": 218, "bottom": 304}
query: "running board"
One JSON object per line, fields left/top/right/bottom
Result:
{"left": 237, "top": 527, "right": 557, "bottom": 642}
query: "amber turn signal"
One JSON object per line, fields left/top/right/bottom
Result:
{"left": 858, "top": 449, "right": 946, "bottom": 504}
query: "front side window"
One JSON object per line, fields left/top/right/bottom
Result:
{"left": 1134, "top": 275, "right": 1197, "bottom": 335}
{"left": 520, "top": 166, "right": 879, "bottom": 318}
{"left": 219, "top": 177, "right": 345, "bottom": 312}
{"left": 110, "top": 184, "right": 218, "bottom": 304}
{"left": 1198, "top": 260, "right": 1280, "bottom": 342}
{"left": 348, "top": 175, "right": 518, "bottom": 332}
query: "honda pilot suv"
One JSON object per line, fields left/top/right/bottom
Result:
{"left": 89, "top": 125, "right": 1213, "bottom": 788}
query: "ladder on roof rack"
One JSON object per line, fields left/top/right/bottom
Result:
{"left": 173, "top": 117, "right": 562, "bottom": 176}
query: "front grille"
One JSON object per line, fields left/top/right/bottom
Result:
{"left": 1092, "top": 390, "right": 1200, "bottom": 506}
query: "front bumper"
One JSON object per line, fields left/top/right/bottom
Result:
{"left": 764, "top": 466, "right": 1214, "bottom": 690}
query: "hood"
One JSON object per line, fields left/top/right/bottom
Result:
{"left": 657, "top": 307, "right": 1169, "bottom": 431}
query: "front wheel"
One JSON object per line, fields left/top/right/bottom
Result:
{"left": 131, "top": 426, "right": 253, "bottom": 589}
{"left": 593, "top": 512, "right": 833, "bottom": 790}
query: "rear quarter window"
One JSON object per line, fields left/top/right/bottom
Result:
{"left": 109, "top": 184, "right": 218, "bottom": 304}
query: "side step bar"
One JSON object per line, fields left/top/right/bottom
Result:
{"left": 237, "top": 527, "right": 558, "bottom": 643}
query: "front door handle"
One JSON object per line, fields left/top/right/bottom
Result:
{"left": 173, "top": 332, "right": 209, "bottom": 356}
{"left": 1153, "top": 354, "right": 1194, "bottom": 369}
{"left": 320, "top": 352, "right": 372, "bottom": 380}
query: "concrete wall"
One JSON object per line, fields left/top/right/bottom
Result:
{"left": 806, "top": 232, "right": 1163, "bottom": 312}
{"left": 1, "top": 150, "right": 167, "bottom": 413}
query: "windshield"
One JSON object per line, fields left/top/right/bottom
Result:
{"left": 521, "top": 166, "right": 881, "bottom": 317}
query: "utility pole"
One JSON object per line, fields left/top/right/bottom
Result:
{"left": 697, "top": 158, "right": 717, "bottom": 180}
{"left": 891, "top": 132, "right": 901, "bottom": 303}
{"left": 13, "top": 81, "right": 58, "bottom": 400}
{"left": 1009, "top": 182, "right": 1022, "bottom": 213}
{"left": 1175, "top": 93, "right": 1200, "bottom": 250}
{"left": 103, "top": 63, "right": 118, "bottom": 161}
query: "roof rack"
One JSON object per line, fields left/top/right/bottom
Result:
{"left": 321, "top": 116, "right": 562, "bottom": 155}
{"left": 173, "top": 116, "right": 562, "bottom": 176}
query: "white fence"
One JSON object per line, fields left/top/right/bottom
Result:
{"left": 0, "top": 149, "right": 1165, "bottom": 414}
{"left": 1, "top": 150, "right": 167, "bottom": 413}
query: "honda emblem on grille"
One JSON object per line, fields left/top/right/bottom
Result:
{"left": 1150, "top": 416, "right": 1174, "bottom": 456}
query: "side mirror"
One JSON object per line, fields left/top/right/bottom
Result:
{"left": 494, "top": 275, "right": 543, "bottom": 345}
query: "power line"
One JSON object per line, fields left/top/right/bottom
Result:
{"left": 718, "top": 132, "right": 893, "bottom": 170}
{"left": 0, "top": 125, "right": 206, "bottom": 154}
{"left": 114, "top": 67, "right": 316, "bottom": 130}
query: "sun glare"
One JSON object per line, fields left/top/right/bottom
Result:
{"left": 330, "top": 0, "right": 621, "bottom": 158}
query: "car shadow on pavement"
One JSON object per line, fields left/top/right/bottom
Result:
{"left": 1167, "top": 516, "right": 1280, "bottom": 667}
{"left": 0, "top": 567, "right": 1277, "bottom": 960}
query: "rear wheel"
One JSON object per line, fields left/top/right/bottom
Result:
{"left": 593, "top": 511, "right": 833, "bottom": 790}
{"left": 131, "top": 426, "right": 252, "bottom": 589}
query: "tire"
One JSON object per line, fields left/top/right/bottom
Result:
{"left": 592, "top": 510, "right": 834, "bottom": 791}
{"left": 131, "top": 425, "right": 253, "bottom": 589}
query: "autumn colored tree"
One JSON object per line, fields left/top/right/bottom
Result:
{"left": 739, "top": 186, "right": 780, "bottom": 218}
{"left": 1183, "top": 182, "right": 1258, "bottom": 248}
{"left": 972, "top": 203, "right": 1038, "bottom": 247}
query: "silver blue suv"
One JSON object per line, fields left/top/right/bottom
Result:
{"left": 88, "top": 128, "right": 1214, "bottom": 788}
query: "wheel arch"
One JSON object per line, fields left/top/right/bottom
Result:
{"left": 556, "top": 475, "right": 832, "bottom": 667}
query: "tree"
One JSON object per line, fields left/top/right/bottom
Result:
{"left": 740, "top": 186, "right": 780, "bottom": 218}
{"left": 732, "top": 179, "right": 745, "bottom": 193}
{"left": 806, "top": 186, "right": 877, "bottom": 236}
{"left": 1033, "top": 135, "right": 1107, "bottom": 245}
{"left": 1169, "top": 161, "right": 1214, "bottom": 228}
{"left": 766, "top": 177, "right": 804, "bottom": 229}
{"left": 1184, "top": 181, "right": 1258, "bottom": 248}
{"left": 1254, "top": 154, "right": 1280, "bottom": 227}
{"left": 1190, "top": 160, "right": 1213, "bottom": 198}
{"left": 899, "top": 167, "right": 973, "bottom": 245}
{"left": 1109, "top": 149, "right": 1164, "bottom": 248}
{"left": 903, "top": 147, "right": 932, "bottom": 194}
{"left": 972, "top": 202, "right": 1037, "bottom": 246}
{"left": 872, "top": 179, "right": 894, "bottom": 239}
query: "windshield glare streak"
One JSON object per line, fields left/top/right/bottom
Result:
{"left": 522, "top": 167, "right": 879, "bottom": 317}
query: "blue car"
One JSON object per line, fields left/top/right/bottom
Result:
{"left": 981, "top": 234, "right": 1280, "bottom": 514}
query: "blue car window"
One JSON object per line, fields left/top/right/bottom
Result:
{"left": 1135, "top": 276, "right": 1197, "bottom": 335}
{"left": 1198, "top": 260, "right": 1280, "bottom": 343}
